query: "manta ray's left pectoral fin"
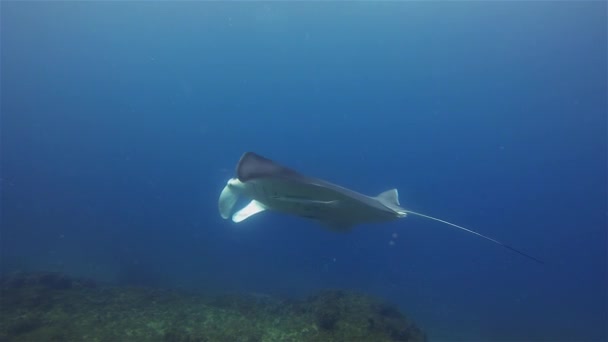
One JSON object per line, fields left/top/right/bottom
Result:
{"left": 232, "top": 200, "right": 267, "bottom": 223}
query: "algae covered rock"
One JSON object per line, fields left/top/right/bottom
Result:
{"left": 304, "top": 289, "right": 426, "bottom": 341}
{"left": 0, "top": 272, "right": 425, "bottom": 342}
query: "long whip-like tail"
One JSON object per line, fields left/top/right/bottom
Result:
{"left": 403, "top": 210, "right": 544, "bottom": 264}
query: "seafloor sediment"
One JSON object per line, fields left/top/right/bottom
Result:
{"left": 0, "top": 272, "right": 426, "bottom": 342}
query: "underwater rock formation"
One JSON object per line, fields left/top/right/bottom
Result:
{"left": 0, "top": 272, "right": 426, "bottom": 341}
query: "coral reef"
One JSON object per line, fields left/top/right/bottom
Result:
{"left": 0, "top": 272, "right": 425, "bottom": 341}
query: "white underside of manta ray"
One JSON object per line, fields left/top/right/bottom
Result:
{"left": 218, "top": 152, "right": 543, "bottom": 264}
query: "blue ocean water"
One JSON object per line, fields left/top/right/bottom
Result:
{"left": 1, "top": 1, "right": 606, "bottom": 341}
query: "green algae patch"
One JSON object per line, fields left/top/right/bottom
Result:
{"left": 0, "top": 272, "right": 426, "bottom": 342}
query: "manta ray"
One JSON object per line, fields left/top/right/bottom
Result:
{"left": 219, "top": 152, "right": 542, "bottom": 263}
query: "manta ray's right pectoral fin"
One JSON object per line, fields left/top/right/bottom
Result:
{"left": 232, "top": 200, "right": 267, "bottom": 223}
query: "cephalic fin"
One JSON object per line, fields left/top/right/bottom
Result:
{"left": 232, "top": 200, "right": 267, "bottom": 223}
{"left": 219, "top": 180, "right": 240, "bottom": 219}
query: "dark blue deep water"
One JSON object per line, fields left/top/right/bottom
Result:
{"left": 2, "top": 2, "right": 606, "bottom": 341}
